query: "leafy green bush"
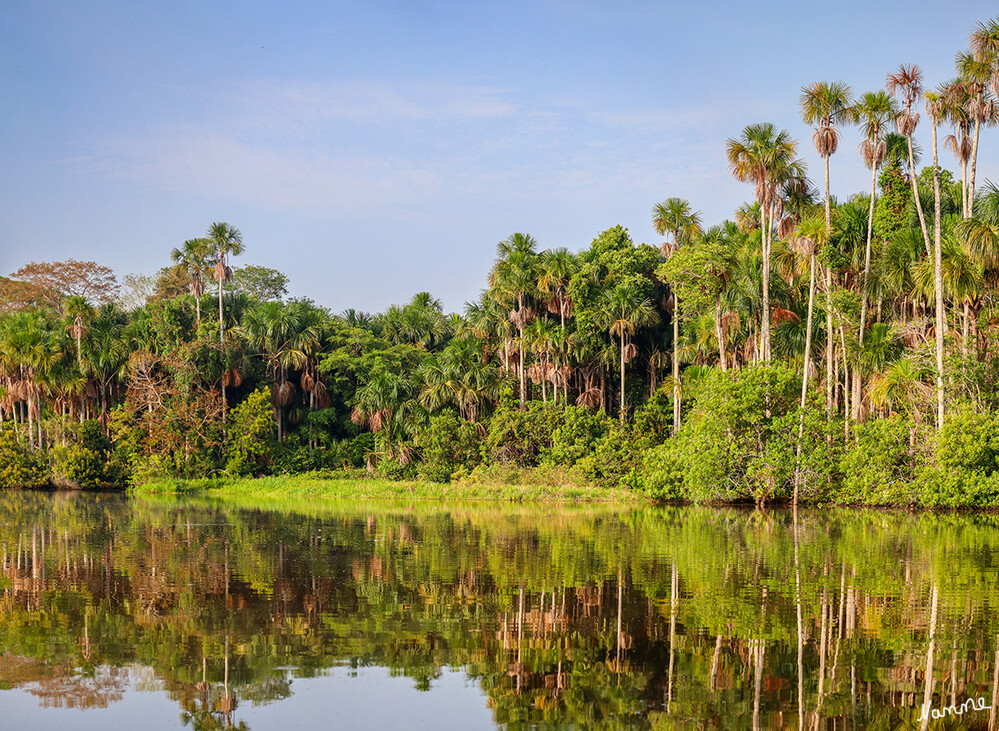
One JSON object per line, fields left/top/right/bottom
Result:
{"left": 633, "top": 442, "right": 686, "bottom": 501}
{"left": 50, "top": 420, "right": 123, "bottom": 489}
{"left": 836, "top": 415, "right": 922, "bottom": 505}
{"left": 416, "top": 411, "right": 484, "bottom": 482}
{"left": 917, "top": 405, "right": 999, "bottom": 508}
{"left": 0, "top": 430, "right": 48, "bottom": 489}
{"left": 541, "top": 406, "right": 612, "bottom": 467}
{"left": 226, "top": 388, "right": 275, "bottom": 476}
{"left": 485, "top": 402, "right": 563, "bottom": 466}
{"left": 664, "top": 364, "right": 801, "bottom": 504}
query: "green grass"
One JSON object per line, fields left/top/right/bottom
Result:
{"left": 130, "top": 471, "right": 645, "bottom": 505}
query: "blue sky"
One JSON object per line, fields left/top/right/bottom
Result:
{"left": 3, "top": 1, "right": 998, "bottom": 313}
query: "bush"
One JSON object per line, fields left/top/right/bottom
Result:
{"left": 226, "top": 388, "right": 275, "bottom": 476}
{"left": 541, "top": 406, "right": 612, "bottom": 468}
{"left": 416, "top": 412, "right": 484, "bottom": 483}
{"left": 485, "top": 402, "right": 563, "bottom": 466}
{"left": 49, "top": 420, "right": 123, "bottom": 489}
{"left": 634, "top": 442, "right": 686, "bottom": 501}
{"left": 0, "top": 430, "right": 48, "bottom": 489}
{"left": 917, "top": 405, "right": 999, "bottom": 508}
{"left": 836, "top": 415, "right": 923, "bottom": 505}
{"left": 665, "top": 364, "right": 801, "bottom": 504}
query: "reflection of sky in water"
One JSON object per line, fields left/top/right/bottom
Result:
{"left": 0, "top": 667, "right": 494, "bottom": 731}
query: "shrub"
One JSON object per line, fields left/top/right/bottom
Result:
{"left": 836, "top": 415, "right": 922, "bottom": 505}
{"left": 226, "top": 388, "right": 275, "bottom": 476}
{"left": 917, "top": 405, "right": 999, "bottom": 508}
{"left": 416, "top": 412, "right": 484, "bottom": 483}
{"left": 0, "top": 430, "right": 48, "bottom": 489}
{"left": 485, "top": 402, "right": 563, "bottom": 466}
{"left": 541, "top": 406, "right": 612, "bottom": 468}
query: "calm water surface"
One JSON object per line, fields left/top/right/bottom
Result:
{"left": 2, "top": 492, "right": 999, "bottom": 729}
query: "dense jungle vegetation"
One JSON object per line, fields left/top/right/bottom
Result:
{"left": 4, "top": 19, "right": 999, "bottom": 506}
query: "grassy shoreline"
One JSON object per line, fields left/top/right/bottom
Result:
{"left": 130, "top": 473, "right": 646, "bottom": 504}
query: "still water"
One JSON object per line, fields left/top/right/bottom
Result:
{"left": 2, "top": 492, "right": 999, "bottom": 729}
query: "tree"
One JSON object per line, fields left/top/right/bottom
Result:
{"left": 229, "top": 265, "right": 290, "bottom": 302}
{"left": 652, "top": 198, "right": 703, "bottom": 432}
{"left": 925, "top": 90, "right": 947, "bottom": 428}
{"left": 171, "top": 238, "right": 214, "bottom": 327}
{"left": 854, "top": 90, "right": 899, "bottom": 347}
{"left": 597, "top": 283, "right": 656, "bottom": 423}
{"left": 206, "top": 222, "right": 245, "bottom": 420}
{"left": 726, "top": 124, "right": 806, "bottom": 363}
{"left": 8, "top": 259, "right": 119, "bottom": 308}
{"left": 800, "top": 80, "right": 853, "bottom": 412}
{"left": 489, "top": 234, "right": 539, "bottom": 408}
{"left": 887, "top": 64, "right": 933, "bottom": 258}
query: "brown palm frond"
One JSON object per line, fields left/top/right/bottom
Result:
{"left": 771, "top": 307, "right": 800, "bottom": 325}
{"left": 277, "top": 381, "right": 296, "bottom": 406}
{"left": 622, "top": 342, "right": 638, "bottom": 364}
{"left": 301, "top": 372, "right": 315, "bottom": 392}
{"left": 221, "top": 368, "right": 243, "bottom": 388}
{"left": 313, "top": 381, "right": 331, "bottom": 409}
{"left": 813, "top": 126, "right": 838, "bottom": 157}
{"left": 575, "top": 386, "right": 601, "bottom": 408}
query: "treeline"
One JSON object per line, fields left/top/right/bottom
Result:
{"left": 4, "top": 18, "right": 999, "bottom": 505}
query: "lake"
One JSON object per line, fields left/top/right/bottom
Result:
{"left": 1, "top": 491, "right": 998, "bottom": 729}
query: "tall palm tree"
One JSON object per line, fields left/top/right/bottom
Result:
{"left": 925, "top": 89, "right": 947, "bottom": 428}
{"left": 171, "top": 237, "right": 214, "bottom": 328}
{"left": 801, "top": 81, "right": 854, "bottom": 413}
{"left": 206, "top": 222, "right": 244, "bottom": 419}
{"left": 854, "top": 90, "right": 899, "bottom": 346}
{"left": 62, "top": 295, "right": 94, "bottom": 369}
{"left": 207, "top": 222, "right": 245, "bottom": 348}
{"left": 489, "top": 233, "right": 539, "bottom": 408}
{"left": 653, "top": 197, "right": 703, "bottom": 432}
{"left": 597, "top": 283, "right": 656, "bottom": 423}
{"left": 887, "top": 64, "right": 933, "bottom": 257}
{"left": 726, "top": 124, "right": 805, "bottom": 363}
{"left": 966, "top": 19, "right": 999, "bottom": 216}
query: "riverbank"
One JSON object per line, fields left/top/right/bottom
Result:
{"left": 131, "top": 472, "right": 645, "bottom": 504}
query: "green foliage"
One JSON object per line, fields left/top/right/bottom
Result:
{"left": 49, "top": 419, "right": 122, "bottom": 489}
{"left": 416, "top": 411, "right": 484, "bottom": 482}
{"left": 485, "top": 402, "right": 563, "bottom": 467}
{"left": 836, "top": 416, "right": 922, "bottom": 505}
{"left": 873, "top": 164, "right": 910, "bottom": 243}
{"left": 226, "top": 388, "right": 275, "bottom": 476}
{"left": 646, "top": 364, "right": 803, "bottom": 504}
{"left": 0, "top": 430, "right": 48, "bottom": 488}
{"left": 541, "top": 406, "right": 612, "bottom": 468}
{"left": 918, "top": 405, "right": 999, "bottom": 508}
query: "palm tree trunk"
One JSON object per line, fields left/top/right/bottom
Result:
{"left": 907, "top": 135, "right": 932, "bottom": 258}
{"left": 969, "top": 118, "right": 981, "bottom": 218}
{"left": 932, "top": 120, "right": 945, "bottom": 429}
{"left": 620, "top": 336, "right": 626, "bottom": 424}
{"left": 859, "top": 163, "right": 878, "bottom": 346}
{"left": 760, "top": 204, "right": 771, "bottom": 362}
{"left": 795, "top": 253, "right": 817, "bottom": 506}
{"left": 518, "top": 294, "right": 526, "bottom": 409}
{"left": 824, "top": 154, "right": 834, "bottom": 416}
{"left": 715, "top": 294, "right": 727, "bottom": 372}
{"left": 960, "top": 158, "right": 969, "bottom": 218}
{"left": 673, "top": 292, "right": 680, "bottom": 434}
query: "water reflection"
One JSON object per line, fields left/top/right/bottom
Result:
{"left": 2, "top": 493, "right": 999, "bottom": 729}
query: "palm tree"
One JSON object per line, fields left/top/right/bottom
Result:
{"left": 790, "top": 215, "right": 829, "bottom": 505}
{"left": 206, "top": 222, "right": 244, "bottom": 419}
{"left": 925, "top": 89, "right": 947, "bottom": 428}
{"left": 171, "top": 237, "right": 214, "bottom": 328}
{"left": 489, "top": 233, "right": 539, "bottom": 408}
{"left": 965, "top": 20, "right": 999, "bottom": 216}
{"left": 236, "top": 301, "right": 319, "bottom": 441}
{"left": 887, "top": 64, "right": 933, "bottom": 257}
{"left": 801, "top": 81, "right": 854, "bottom": 412}
{"left": 597, "top": 283, "right": 656, "bottom": 423}
{"left": 419, "top": 336, "right": 502, "bottom": 421}
{"left": 81, "top": 304, "right": 128, "bottom": 435}
{"left": 62, "top": 295, "right": 95, "bottom": 369}
{"left": 726, "top": 124, "right": 805, "bottom": 363}
{"left": 653, "top": 197, "right": 703, "bottom": 431}
{"left": 207, "top": 222, "right": 245, "bottom": 348}
{"left": 854, "top": 90, "right": 899, "bottom": 346}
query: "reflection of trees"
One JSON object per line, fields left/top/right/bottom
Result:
{"left": 5, "top": 495, "right": 999, "bottom": 727}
